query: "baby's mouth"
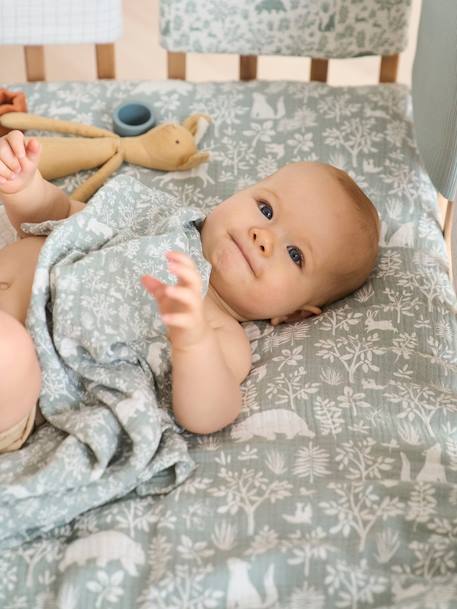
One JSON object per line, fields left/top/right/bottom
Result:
{"left": 230, "top": 235, "right": 255, "bottom": 275}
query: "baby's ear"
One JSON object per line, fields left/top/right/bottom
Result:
{"left": 270, "top": 305, "right": 322, "bottom": 326}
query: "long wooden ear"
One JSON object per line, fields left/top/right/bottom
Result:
{"left": 0, "top": 112, "right": 114, "bottom": 138}
{"left": 181, "top": 114, "right": 212, "bottom": 136}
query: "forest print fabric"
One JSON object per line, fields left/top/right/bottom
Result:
{"left": 160, "top": 0, "right": 413, "bottom": 58}
{"left": 0, "top": 178, "right": 210, "bottom": 549}
{"left": 0, "top": 78, "right": 455, "bottom": 608}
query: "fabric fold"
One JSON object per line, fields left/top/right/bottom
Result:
{"left": 0, "top": 175, "right": 210, "bottom": 549}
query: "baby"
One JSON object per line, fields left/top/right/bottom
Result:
{"left": 0, "top": 130, "right": 379, "bottom": 451}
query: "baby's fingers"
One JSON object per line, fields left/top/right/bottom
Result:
{"left": 141, "top": 275, "right": 167, "bottom": 298}
{"left": 164, "top": 285, "right": 199, "bottom": 310}
{"left": 5, "top": 130, "right": 26, "bottom": 161}
{"left": 24, "top": 138, "right": 41, "bottom": 162}
{"left": 0, "top": 136, "right": 21, "bottom": 176}
{"left": 161, "top": 312, "right": 194, "bottom": 327}
{"left": 167, "top": 253, "right": 202, "bottom": 292}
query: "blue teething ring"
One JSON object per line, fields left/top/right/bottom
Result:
{"left": 112, "top": 99, "right": 156, "bottom": 137}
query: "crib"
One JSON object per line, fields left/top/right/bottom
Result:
{"left": 0, "top": 1, "right": 456, "bottom": 607}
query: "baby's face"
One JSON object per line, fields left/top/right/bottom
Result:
{"left": 200, "top": 162, "right": 361, "bottom": 324}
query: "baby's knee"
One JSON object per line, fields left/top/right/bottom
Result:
{"left": 0, "top": 310, "right": 41, "bottom": 436}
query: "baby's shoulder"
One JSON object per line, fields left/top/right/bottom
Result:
{"left": 202, "top": 293, "right": 252, "bottom": 383}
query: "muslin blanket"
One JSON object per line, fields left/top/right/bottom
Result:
{"left": 0, "top": 175, "right": 211, "bottom": 549}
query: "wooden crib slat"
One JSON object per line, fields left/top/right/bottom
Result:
{"left": 444, "top": 200, "right": 454, "bottom": 284}
{"left": 443, "top": 199, "right": 454, "bottom": 247}
{"left": 95, "top": 43, "right": 116, "bottom": 79}
{"left": 438, "top": 194, "right": 454, "bottom": 281}
{"left": 240, "top": 55, "right": 257, "bottom": 81}
{"left": 24, "top": 45, "right": 45, "bottom": 81}
{"left": 168, "top": 52, "right": 186, "bottom": 80}
{"left": 379, "top": 54, "right": 399, "bottom": 83}
{"left": 310, "top": 58, "right": 328, "bottom": 82}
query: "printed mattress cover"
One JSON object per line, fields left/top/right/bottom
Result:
{"left": 0, "top": 78, "right": 456, "bottom": 609}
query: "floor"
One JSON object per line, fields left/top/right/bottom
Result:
{"left": 0, "top": 0, "right": 421, "bottom": 86}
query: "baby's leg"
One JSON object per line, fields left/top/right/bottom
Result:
{"left": 0, "top": 310, "right": 41, "bottom": 452}
{"left": 0, "top": 236, "right": 46, "bottom": 325}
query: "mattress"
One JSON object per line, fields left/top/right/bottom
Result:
{"left": 0, "top": 78, "right": 456, "bottom": 608}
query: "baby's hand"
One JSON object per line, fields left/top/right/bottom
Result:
{"left": 0, "top": 130, "right": 41, "bottom": 195}
{"left": 141, "top": 251, "right": 210, "bottom": 351}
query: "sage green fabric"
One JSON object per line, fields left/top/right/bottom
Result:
{"left": 0, "top": 179, "right": 210, "bottom": 549}
{"left": 159, "top": 0, "right": 413, "bottom": 58}
{"left": 0, "top": 78, "right": 456, "bottom": 608}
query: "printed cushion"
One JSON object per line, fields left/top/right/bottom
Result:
{"left": 160, "top": 0, "right": 413, "bottom": 58}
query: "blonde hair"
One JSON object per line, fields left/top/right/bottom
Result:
{"left": 319, "top": 167, "right": 380, "bottom": 307}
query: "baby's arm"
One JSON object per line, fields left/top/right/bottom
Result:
{"left": 0, "top": 130, "right": 83, "bottom": 236}
{"left": 142, "top": 251, "right": 243, "bottom": 434}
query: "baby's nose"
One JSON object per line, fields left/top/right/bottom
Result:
{"left": 250, "top": 227, "right": 273, "bottom": 256}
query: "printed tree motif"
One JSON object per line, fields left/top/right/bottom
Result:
{"left": 20, "top": 538, "right": 62, "bottom": 587}
{"left": 391, "top": 331, "right": 418, "bottom": 363}
{"left": 220, "top": 128, "right": 258, "bottom": 176}
{"left": 405, "top": 483, "right": 437, "bottom": 531}
{"left": 192, "top": 90, "right": 245, "bottom": 137}
{"left": 244, "top": 120, "right": 275, "bottom": 148}
{"left": 313, "top": 396, "right": 345, "bottom": 437}
{"left": 272, "top": 345, "right": 305, "bottom": 371}
{"left": 426, "top": 335, "right": 457, "bottom": 375}
{"left": 139, "top": 562, "right": 223, "bottom": 609}
{"left": 317, "top": 94, "right": 361, "bottom": 123}
{"left": 374, "top": 528, "right": 401, "bottom": 564}
{"left": 335, "top": 438, "right": 395, "bottom": 481}
{"left": 210, "top": 467, "right": 292, "bottom": 535}
{"left": 385, "top": 381, "right": 455, "bottom": 438}
{"left": 87, "top": 570, "right": 126, "bottom": 608}
{"left": 381, "top": 286, "right": 419, "bottom": 324}
{"left": 353, "top": 283, "right": 375, "bottom": 305}
{"left": 319, "top": 482, "right": 404, "bottom": 551}
{"left": 318, "top": 305, "right": 363, "bottom": 337}
{"left": 397, "top": 270, "right": 451, "bottom": 314}
{"left": 138, "top": 533, "right": 224, "bottom": 609}
{"left": 323, "top": 117, "right": 383, "bottom": 166}
{"left": 286, "top": 131, "right": 314, "bottom": 157}
{"left": 324, "top": 558, "right": 388, "bottom": 608}
{"left": 382, "top": 162, "right": 421, "bottom": 212}
{"left": 385, "top": 118, "right": 408, "bottom": 149}
{"left": 108, "top": 497, "right": 160, "bottom": 537}
{"left": 293, "top": 441, "right": 331, "bottom": 482}
{"left": 262, "top": 322, "right": 309, "bottom": 353}
{"left": 376, "top": 250, "right": 402, "bottom": 278}
{"left": 409, "top": 537, "right": 456, "bottom": 578}
{"left": 287, "top": 526, "right": 337, "bottom": 577}
{"left": 315, "top": 333, "right": 383, "bottom": 383}
{"left": 265, "top": 367, "right": 320, "bottom": 411}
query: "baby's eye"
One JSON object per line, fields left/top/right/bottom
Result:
{"left": 288, "top": 246, "right": 303, "bottom": 268}
{"left": 258, "top": 200, "right": 273, "bottom": 220}
{"left": 257, "top": 200, "right": 303, "bottom": 268}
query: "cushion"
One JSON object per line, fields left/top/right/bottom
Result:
{"left": 160, "top": 0, "right": 413, "bottom": 57}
